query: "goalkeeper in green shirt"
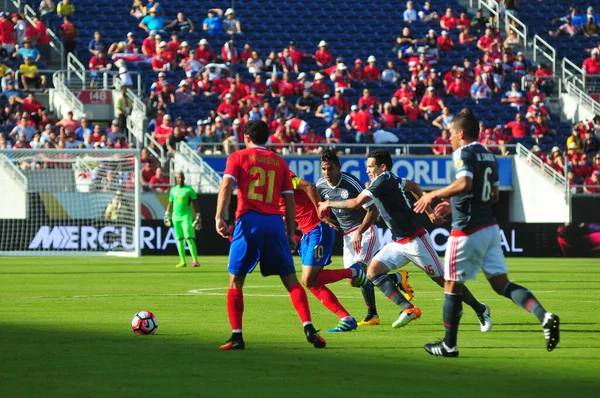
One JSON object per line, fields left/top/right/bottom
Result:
{"left": 164, "top": 172, "right": 202, "bottom": 268}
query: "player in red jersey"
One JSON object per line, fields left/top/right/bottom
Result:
{"left": 215, "top": 120, "right": 326, "bottom": 350}
{"left": 283, "top": 171, "right": 369, "bottom": 332}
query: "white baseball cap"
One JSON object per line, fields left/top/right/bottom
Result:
{"left": 318, "top": 40, "right": 328, "bottom": 47}
{"left": 314, "top": 72, "right": 324, "bottom": 80}
{"left": 367, "top": 55, "right": 376, "bottom": 63}
{"left": 338, "top": 63, "right": 347, "bottom": 70}
{"left": 164, "top": 114, "right": 171, "bottom": 120}
{"left": 533, "top": 96, "right": 540, "bottom": 102}
{"left": 158, "top": 72, "right": 166, "bottom": 77}
{"left": 199, "top": 38, "right": 208, "bottom": 45}
{"left": 551, "top": 146, "right": 560, "bottom": 153}
{"left": 224, "top": 93, "right": 232, "bottom": 99}
{"left": 181, "top": 41, "right": 189, "bottom": 47}
{"left": 427, "top": 86, "right": 435, "bottom": 91}
{"left": 297, "top": 72, "right": 306, "bottom": 80}
{"left": 225, "top": 8, "right": 234, "bottom": 16}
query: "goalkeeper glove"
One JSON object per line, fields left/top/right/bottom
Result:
{"left": 193, "top": 213, "right": 202, "bottom": 230}
{"left": 163, "top": 211, "right": 172, "bottom": 227}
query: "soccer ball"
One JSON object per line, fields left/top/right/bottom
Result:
{"left": 131, "top": 310, "right": 158, "bottom": 335}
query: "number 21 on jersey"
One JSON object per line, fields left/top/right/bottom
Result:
{"left": 248, "top": 166, "right": 275, "bottom": 203}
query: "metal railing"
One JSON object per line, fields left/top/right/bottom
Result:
{"left": 0, "top": 153, "right": 28, "bottom": 191}
{"left": 520, "top": 74, "right": 562, "bottom": 97}
{"left": 516, "top": 143, "right": 566, "bottom": 188}
{"left": 562, "top": 57, "right": 585, "bottom": 91}
{"left": 50, "top": 70, "right": 86, "bottom": 119}
{"left": 505, "top": 9, "right": 527, "bottom": 49}
{"left": 533, "top": 35, "right": 556, "bottom": 76}
{"left": 563, "top": 81, "right": 600, "bottom": 119}
{"left": 143, "top": 133, "right": 166, "bottom": 165}
{"left": 475, "top": 0, "right": 500, "bottom": 29}
{"left": 67, "top": 53, "right": 86, "bottom": 87}
{"left": 177, "top": 141, "right": 223, "bottom": 189}
{"left": 125, "top": 88, "right": 147, "bottom": 146}
{"left": 22, "top": 4, "right": 65, "bottom": 70}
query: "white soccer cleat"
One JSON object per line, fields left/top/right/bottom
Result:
{"left": 392, "top": 307, "right": 422, "bottom": 328}
{"left": 477, "top": 303, "right": 492, "bottom": 332}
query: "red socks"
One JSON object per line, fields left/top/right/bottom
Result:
{"left": 315, "top": 268, "right": 353, "bottom": 286}
{"left": 288, "top": 283, "right": 312, "bottom": 324}
{"left": 310, "top": 286, "right": 351, "bottom": 319}
{"left": 227, "top": 288, "right": 244, "bottom": 332}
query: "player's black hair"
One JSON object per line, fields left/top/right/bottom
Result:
{"left": 176, "top": 171, "right": 185, "bottom": 183}
{"left": 368, "top": 149, "right": 393, "bottom": 171}
{"left": 452, "top": 108, "right": 479, "bottom": 141}
{"left": 320, "top": 149, "right": 341, "bottom": 166}
{"left": 244, "top": 120, "right": 269, "bottom": 145}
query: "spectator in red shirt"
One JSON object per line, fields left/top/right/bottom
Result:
{"left": 302, "top": 127, "right": 325, "bottom": 154}
{"left": 353, "top": 104, "right": 375, "bottom": 143}
{"left": 251, "top": 74, "right": 267, "bottom": 97}
{"left": 573, "top": 153, "right": 592, "bottom": 178}
{"left": 419, "top": 87, "right": 444, "bottom": 119}
{"left": 279, "top": 72, "right": 296, "bottom": 96}
{"left": 458, "top": 26, "right": 476, "bottom": 45}
{"left": 504, "top": 113, "right": 528, "bottom": 138}
{"left": 152, "top": 47, "right": 170, "bottom": 72}
{"left": 364, "top": 55, "right": 381, "bottom": 81}
{"left": 239, "top": 43, "right": 253, "bottom": 64}
{"left": 217, "top": 94, "right": 240, "bottom": 122}
{"left": 404, "top": 96, "right": 421, "bottom": 120}
{"left": 309, "top": 73, "right": 330, "bottom": 97}
{"left": 477, "top": 28, "right": 496, "bottom": 52}
{"left": 393, "top": 79, "right": 416, "bottom": 105}
{"left": 330, "top": 88, "right": 350, "bottom": 114}
{"left": 195, "top": 38, "right": 215, "bottom": 66}
{"left": 141, "top": 161, "right": 155, "bottom": 187}
{"left": 221, "top": 40, "right": 238, "bottom": 65}
{"left": 358, "top": 88, "right": 379, "bottom": 110}
{"left": 60, "top": 16, "right": 78, "bottom": 61}
{"left": 149, "top": 167, "right": 170, "bottom": 192}
{"left": 314, "top": 40, "right": 333, "bottom": 66}
{"left": 153, "top": 114, "right": 173, "bottom": 146}
{"left": 458, "top": 12, "right": 471, "bottom": 28}
{"left": 530, "top": 145, "right": 548, "bottom": 163}
{"left": 142, "top": 31, "right": 157, "bottom": 55}
{"left": 437, "top": 30, "right": 454, "bottom": 51}
{"left": 583, "top": 171, "right": 600, "bottom": 194}
{"left": 350, "top": 58, "right": 366, "bottom": 81}
{"left": 0, "top": 13, "right": 15, "bottom": 55}
{"left": 440, "top": 8, "right": 458, "bottom": 30}
{"left": 21, "top": 92, "right": 42, "bottom": 114}
{"left": 446, "top": 75, "right": 470, "bottom": 98}
{"left": 331, "top": 63, "right": 351, "bottom": 91}
{"left": 381, "top": 102, "right": 404, "bottom": 128}
{"left": 325, "top": 119, "right": 342, "bottom": 144}
{"left": 583, "top": 49, "right": 600, "bottom": 75}
{"left": 535, "top": 63, "right": 554, "bottom": 95}
{"left": 89, "top": 51, "right": 112, "bottom": 88}
{"left": 531, "top": 114, "right": 555, "bottom": 144}
{"left": 288, "top": 41, "right": 304, "bottom": 65}
{"left": 432, "top": 129, "right": 452, "bottom": 155}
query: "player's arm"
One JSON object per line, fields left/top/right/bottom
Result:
{"left": 215, "top": 177, "right": 234, "bottom": 238}
{"left": 414, "top": 176, "right": 472, "bottom": 213}
{"left": 164, "top": 198, "right": 173, "bottom": 226}
{"left": 189, "top": 197, "right": 202, "bottom": 230}
{"left": 296, "top": 177, "right": 339, "bottom": 229}
{"left": 318, "top": 190, "right": 372, "bottom": 215}
{"left": 353, "top": 203, "right": 379, "bottom": 253}
{"left": 403, "top": 179, "right": 441, "bottom": 224}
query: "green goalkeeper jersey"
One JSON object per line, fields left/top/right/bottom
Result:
{"left": 169, "top": 185, "right": 198, "bottom": 218}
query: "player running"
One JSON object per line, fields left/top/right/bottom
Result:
{"left": 285, "top": 171, "right": 368, "bottom": 333}
{"left": 164, "top": 172, "right": 201, "bottom": 268}
{"left": 319, "top": 149, "right": 491, "bottom": 330}
{"left": 317, "top": 150, "right": 411, "bottom": 326}
{"left": 414, "top": 109, "right": 560, "bottom": 357}
{"left": 215, "top": 120, "right": 326, "bottom": 351}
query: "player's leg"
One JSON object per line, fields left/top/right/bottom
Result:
{"left": 345, "top": 227, "right": 379, "bottom": 324}
{"left": 182, "top": 216, "right": 199, "bottom": 267}
{"left": 483, "top": 227, "right": 560, "bottom": 351}
{"left": 172, "top": 218, "right": 187, "bottom": 267}
{"left": 415, "top": 233, "right": 489, "bottom": 330}
{"left": 220, "top": 215, "right": 262, "bottom": 351}
{"left": 260, "top": 216, "right": 326, "bottom": 348}
{"left": 368, "top": 242, "right": 422, "bottom": 328}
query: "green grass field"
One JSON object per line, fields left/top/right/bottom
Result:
{"left": 1, "top": 257, "right": 599, "bottom": 398}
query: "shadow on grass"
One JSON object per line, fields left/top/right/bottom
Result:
{"left": 0, "top": 323, "right": 598, "bottom": 398}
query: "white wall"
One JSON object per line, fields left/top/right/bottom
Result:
{"left": 0, "top": 166, "right": 27, "bottom": 219}
{"left": 510, "top": 156, "right": 570, "bottom": 222}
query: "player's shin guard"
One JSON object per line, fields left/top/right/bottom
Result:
{"left": 361, "top": 281, "right": 378, "bottom": 315}
{"left": 372, "top": 273, "right": 411, "bottom": 310}
{"left": 176, "top": 239, "right": 186, "bottom": 263}
{"left": 461, "top": 285, "right": 486, "bottom": 314}
{"left": 503, "top": 282, "right": 547, "bottom": 323}
{"left": 227, "top": 288, "right": 244, "bottom": 332}
{"left": 310, "top": 286, "right": 351, "bottom": 319}
{"left": 289, "top": 283, "right": 312, "bottom": 325}
{"left": 187, "top": 238, "right": 199, "bottom": 263}
{"left": 315, "top": 268, "right": 353, "bottom": 285}
{"left": 443, "top": 292, "right": 463, "bottom": 348}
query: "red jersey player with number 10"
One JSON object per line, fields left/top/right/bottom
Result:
{"left": 283, "top": 171, "right": 369, "bottom": 333}
{"left": 215, "top": 120, "right": 326, "bottom": 351}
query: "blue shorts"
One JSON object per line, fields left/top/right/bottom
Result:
{"left": 298, "top": 222, "right": 335, "bottom": 267}
{"left": 228, "top": 212, "right": 296, "bottom": 277}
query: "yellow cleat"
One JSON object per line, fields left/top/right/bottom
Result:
{"left": 358, "top": 315, "right": 380, "bottom": 326}
{"left": 175, "top": 262, "right": 187, "bottom": 268}
{"left": 396, "top": 269, "right": 414, "bottom": 301}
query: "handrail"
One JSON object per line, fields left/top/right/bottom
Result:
{"left": 563, "top": 81, "right": 600, "bottom": 120}
{"left": 143, "top": 133, "right": 165, "bottom": 165}
{"left": 23, "top": 4, "right": 65, "bottom": 70}
{"left": 562, "top": 57, "right": 585, "bottom": 91}
{"left": 67, "top": 53, "right": 86, "bottom": 87}
{"left": 520, "top": 74, "right": 561, "bottom": 95}
{"left": 178, "top": 141, "right": 223, "bottom": 188}
{"left": 516, "top": 143, "right": 566, "bottom": 187}
{"left": 505, "top": 10, "right": 527, "bottom": 50}
{"left": 532, "top": 35, "right": 556, "bottom": 76}
{"left": 0, "top": 153, "right": 28, "bottom": 191}
{"left": 53, "top": 69, "right": 143, "bottom": 95}
{"left": 51, "top": 70, "right": 85, "bottom": 119}
{"left": 478, "top": 0, "right": 500, "bottom": 29}
{"left": 125, "top": 88, "right": 147, "bottom": 146}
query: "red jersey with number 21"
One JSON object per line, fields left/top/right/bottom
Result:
{"left": 224, "top": 146, "right": 293, "bottom": 220}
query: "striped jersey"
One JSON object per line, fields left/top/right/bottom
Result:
{"left": 316, "top": 172, "right": 373, "bottom": 233}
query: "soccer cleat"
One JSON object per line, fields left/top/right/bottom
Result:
{"left": 349, "top": 263, "right": 369, "bottom": 287}
{"left": 326, "top": 317, "right": 358, "bottom": 333}
{"left": 392, "top": 307, "right": 422, "bottom": 328}
{"left": 396, "top": 269, "right": 414, "bottom": 301}
{"left": 424, "top": 341, "right": 459, "bottom": 357}
{"left": 477, "top": 303, "right": 492, "bottom": 332}
{"left": 305, "top": 327, "right": 327, "bottom": 349}
{"left": 542, "top": 313, "right": 560, "bottom": 352}
{"left": 219, "top": 339, "right": 245, "bottom": 351}
{"left": 175, "top": 262, "right": 186, "bottom": 268}
{"left": 358, "top": 314, "right": 380, "bottom": 326}
{"left": 192, "top": 262, "right": 199, "bottom": 268}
